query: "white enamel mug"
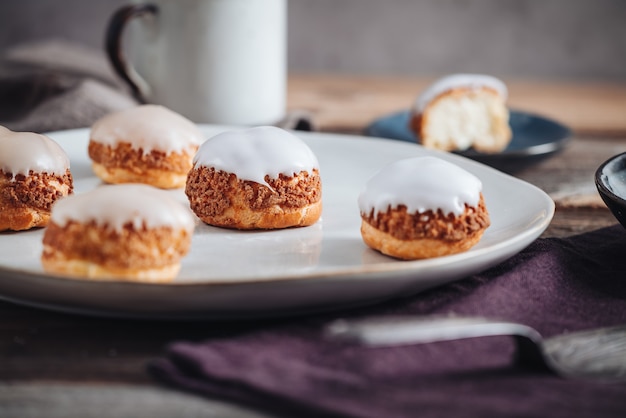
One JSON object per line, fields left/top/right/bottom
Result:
{"left": 106, "top": 0, "right": 286, "bottom": 125}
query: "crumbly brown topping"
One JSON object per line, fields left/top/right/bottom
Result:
{"left": 185, "top": 167, "right": 321, "bottom": 218}
{"left": 361, "top": 194, "right": 490, "bottom": 241}
{"left": 42, "top": 220, "right": 191, "bottom": 269}
{"left": 0, "top": 169, "right": 73, "bottom": 211}
{"left": 88, "top": 141, "right": 196, "bottom": 173}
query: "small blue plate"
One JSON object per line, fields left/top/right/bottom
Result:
{"left": 365, "top": 110, "right": 571, "bottom": 172}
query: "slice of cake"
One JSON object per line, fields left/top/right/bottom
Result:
{"left": 410, "top": 74, "right": 512, "bottom": 153}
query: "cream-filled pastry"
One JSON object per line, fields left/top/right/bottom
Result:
{"left": 0, "top": 130, "right": 73, "bottom": 231}
{"left": 186, "top": 126, "right": 322, "bottom": 229}
{"left": 88, "top": 105, "right": 204, "bottom": 189}
{"left": 410, "top": 74, "right": 512, "bottom": 153}
{"left": 41, "top": 184, "right": 195, "bottom": 282}
{"left": 358, "top": 156, "right": 490, "bottom": 260}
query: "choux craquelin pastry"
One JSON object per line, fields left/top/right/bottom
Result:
{"left": 41, "top": 184, "right": 195, "bottom": 282}
{"left": 0, "top": 128, "right": 73, "bottom": 231}
{"left": 358, "top": 156, "right": 490, "bottom": 260}
{"left": 185, "top": 126, "right": 322, "bottom": 230}
{"left": 88, "top": 105, "right": 204, "bottom": 189}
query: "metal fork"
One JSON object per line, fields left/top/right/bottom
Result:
{"left": 325, "top": 316, "right": 626, "bottom": 381}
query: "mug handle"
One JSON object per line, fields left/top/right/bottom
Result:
{"left": 105, "top": 3, "right": 158, "bottom": 102}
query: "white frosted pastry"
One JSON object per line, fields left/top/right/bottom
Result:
{"left": 41, "top": 184, "right": 195, "bottom": 282}
{"left": 358, "top": 156, "right": 490, "bottom": 260}
{"left": 186, "top": 126, "right": 322, "bottom": 229}
{"left": 410, "top": 74, "right": 512, "bottom": 153}
{"left": 88, "top": 105, "right": 204, "bottom": 189}
{"left": 0, "top": 131, "right": 73, "bottom": 231}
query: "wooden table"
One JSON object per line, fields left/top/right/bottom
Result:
{"left": 1, "top": 74, "right": 626, "bottom": 417}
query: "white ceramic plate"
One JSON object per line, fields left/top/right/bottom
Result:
{"left": 0, "top": 127, "right": 554, "bottom": 319}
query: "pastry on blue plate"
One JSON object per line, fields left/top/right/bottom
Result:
{"left": 409, "top": 74, "right": 512, "bottom": 153}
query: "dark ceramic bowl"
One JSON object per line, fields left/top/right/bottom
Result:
{"left": 595, "top": 152, "right": 626, "bottom": 230}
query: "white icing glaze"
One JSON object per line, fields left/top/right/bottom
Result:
{"left": 414, "top": 74, "right": 507, "bottom": 113}
{"left": 51, "top": 184, "right": 195, "bottom": 232}
{"left": 193, "top": 126, "right": 319, "bottom": 187}
{"left": 358, "top": 156, "right": 482, "bottom": 216}
{"left": 90, "top": 105, "right": 204, "bottom": 154}
{"left": 0, "top": 131, "right": 70, "bottom": 176}
{"left": 0, "top": 125, "right": 11, "bottom": 136}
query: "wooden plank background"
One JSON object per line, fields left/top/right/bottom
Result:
{"left": 288, "top": 75, "right": 626, "bottom": 136}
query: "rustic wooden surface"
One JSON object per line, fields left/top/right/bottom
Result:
{"left": 2, "top": 74, "right": 626, "bottom": 417}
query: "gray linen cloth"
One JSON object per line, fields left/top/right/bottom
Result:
{"left": 0, "top": 40, "right": 315, "bottom": 133}
{"left": 0, "top": 40, "right": 137, "bottom": 132}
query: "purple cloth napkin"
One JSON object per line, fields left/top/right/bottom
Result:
{"left": 149, "top": 225, "right": 626, "bottom": 418}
